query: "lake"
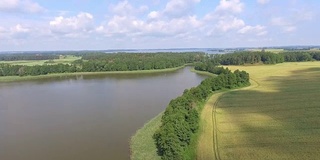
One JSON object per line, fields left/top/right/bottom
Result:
{"left": 0, "top": 67, "right": 207, "bottom": 160}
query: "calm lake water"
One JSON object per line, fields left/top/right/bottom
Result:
{"left": 0, "top": 67, "right": 207, "bottom": 160}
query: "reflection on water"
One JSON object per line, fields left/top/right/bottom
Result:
{"left": 0, "top": 67, "right": 206, "bottom": 160}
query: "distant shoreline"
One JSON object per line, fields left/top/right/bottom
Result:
{"left": 0, "top": 66, "right": 185, "bottom": 83}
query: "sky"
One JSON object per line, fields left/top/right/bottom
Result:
{"left": 0, "top": 0, "right": 319, "bottom": 51}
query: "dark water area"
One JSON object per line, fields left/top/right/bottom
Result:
{"left": 0, "top": 67, "right": 207, "bottom": 160}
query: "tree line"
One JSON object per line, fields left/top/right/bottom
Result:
{"left": 79, "top": 52, "right": 204, "bottom": 71}
{"left": 0, "top": 52, "right": 205, "bottom": 77}
{"left": 211, "top": 51, "right": 320, "bottom": 65}
{"left": 0, "top": 54, "right": 59, "bottom": 61}
{"left": 154, "top": 64, "right": 250, "bottom": 159}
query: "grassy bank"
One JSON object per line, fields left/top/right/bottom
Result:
{"left": 130, "top": 101, "right": 209, "bottom": 160}
{"left": 0, "top": 66, "right": 184, "bottom": 83}
{"left": 198, "top": 61, "right": 320, "bottom": 159}
{"left": 130, "top": 113, "right": 163, "bottom": 160}
{"left": 190, "top": 68, "right": 216, "bottom": 77}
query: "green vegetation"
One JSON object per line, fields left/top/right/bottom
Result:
{"left": 0, "top": 52, "right": 204, "bottom": 77}
{"left": 131, "top": 113, "right": 163, "bottom": 160}
{"left": 189, "top": 68, "right": 216, "bottom": 77}
{"left": 0, "top": 66, "right": 184, "bottom": 82}
{"left": 198, "top": 62, "right": 320, "bottom": 159}
{"left": 5, "top": 51, "right": 320, "bottom": 159}
{"left": 211, "top": 50, "right": 320, "bottom": 65}
{"left": 79, "top": 52, "right": 204, "bottom": 71}
{"left": 153, "top": 64, "right": 250, "bottom": 160}
{"left": 0, "top": 55, "right": 80, "bottom": 66}
{"left": 247, "top": 48, "right": 284, "bottom": 53}
{"left": 0, "top": 53, "right": 59, "bottom": 61}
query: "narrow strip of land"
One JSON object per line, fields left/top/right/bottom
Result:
{"left": 0, "top": 66, "right": 185, "bottom": 83}
{"left": 197, "top": 79, "right": 259, "bottom": 160}
{"left": 197, "top": 92, "right": 223, "bottom": 160}
{"left": 212, "top": 94, "right": 221, "bottom": 160}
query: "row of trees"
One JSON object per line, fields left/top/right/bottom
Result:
{"left": 0, "top": 63, "right": 77, "bottom": 76}
{"left": 154, "top": 66, "right": 250, "bottom": 159}
{"left": 79, "top": 53, "right": 204, "bottom": 72}
{"left": 0, "top": 54, "right": 59, "bottom": 61}
{"left": 212, "top": 51, "right": 320, "bottom": 65}
{"left": 0, "top": 52, "right": 205, "bottom": 77}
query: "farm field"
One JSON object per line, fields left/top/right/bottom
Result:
{"left": 0, "top": 55, "right": 80, "bottom": 66}
{"left": 197, "top": 62, "right": 320, "bottom": 159}
{"left": 246, "top": 48, "right": 284, "bottom": 53}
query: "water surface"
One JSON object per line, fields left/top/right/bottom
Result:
{"left": 0, "top": 67, "right": 206, "bottom": 160}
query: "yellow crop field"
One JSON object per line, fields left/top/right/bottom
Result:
{"left": 198, "top": 62, "right": 320, "bottom": 159}
{"left": 0, "top": 55, "right": 80, "bottom": 66}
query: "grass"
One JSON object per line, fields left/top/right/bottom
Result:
{"left": 246, "top": 48, "right": 284, "bottom": 53}
{"left": 130, "top": 113, "right": 163, "bottom": 160}
{"left": 190, "top": 68, "right": 216, "bottom": 77}
{"left": 0, "top": 55, "right": 81, "bottom": 66}
{"left": 197, "top": 61, "right": 320, "bottom": 159}
{"left": 130, "top": 98, "right": 210, "bottom": 160}
{"left": 0, "top": 66, "right": 185, "bottom": 82}
{"left": 197, "top": 92, "right": 221, "bottom": 160}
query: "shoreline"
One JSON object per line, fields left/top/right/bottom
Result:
{"left": 130, "top": 113, "right": 163, "bottom": 160}
{"left": 190, "top": 68, "right": 216, "bottom": 77}
{"left": 0, "top": 66, "right": 186, "bottom": 83}
{"left": 130, "top": 68, "right": 212, "bottom": 160}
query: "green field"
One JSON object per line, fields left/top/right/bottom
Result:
{"left": 0, "top": 55, "right": 80, "bottom": 66}
{"left": 197, "top": 62, "right": 320, "bottom": 159}
{"left": 130, "top": 113, "right": 162, "bottom": 160}
{"left": 246, "top": 48, "right": 284, "bottom": 53}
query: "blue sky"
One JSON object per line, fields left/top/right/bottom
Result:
{"left": 0, "top": 0, "right": 319, "bottom": 51}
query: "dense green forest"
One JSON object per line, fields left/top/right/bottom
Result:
{"left": 1, "top": 51, "right": 319, "bottom": 77}
{"left": 0, "top": 52, "right": 204, "bottom": 76}
{"left": 154, "top": 64, "right": 250, "bottom": 159}
{"left": 79, "top": 52, "right": 203, "bottom": 71}
{"left": 212, "top": 51, "right": 320, "bottom": 65}
{"left": 0, "top": 54, "right": 59, "bottom": 61}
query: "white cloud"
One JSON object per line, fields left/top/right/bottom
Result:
{"left": 11, "top": 24, "right": 29, "bottom": 33}
{"left": 0, "top": 0, "right": 45, "bottom": 13}
{"left": 216, "top": 16, "right": 245, "bottom": 32}
{"left": 215, "top": 0, "right": 244, "bottom": 14}
{"left": 0, "top": 24, "right": 32, "bottom": 39}
{"left": 283, "top": 26, "right": 296, "bottom": 32}
{"left": 148, "top": 11, "right": 160, "bottom": 19}
{"left": 294, "top": 9, "right": 313, "bottom": 21}
{"left": 98, "top": 13, "right": 202, "bottom": 38}
{"left": 203, "top": 0, "right": 251, "bottom": 35}
{"left": 0, "top": 26, "right": 5, "bottom": 32}
{"left": 49, "top": 12, "right": 94, "bottom": 36}
{"left": 257, "top": 0, "right": 271, "bottom": 5}
{"left": 271, "top": 17, "right": 296, "bottom": 32}
{"left": 110, "top": 0, "right": 148, "bottom": 16}
{"left": 270, "top": 8, "right": 313, "bottom": 33}
{"left": 110, "top": 0, "right": 134, "bottom": 16}
{"left": 163, "top": 0, "right": 200, "bottom": 18}
{"left": 238, "top": 25, "right": 267, "bottom": 36}
{"left": 107, "top": 15, "right": 144, "bottom": 36}
{"left": 0, "top": 26, "right": 7, "bottom": 39}
{"left": 96, "top": 0, "right": 205, "bottom": 40}
{"left": 271, "top": 17, "right": 287, "bottom": 26}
